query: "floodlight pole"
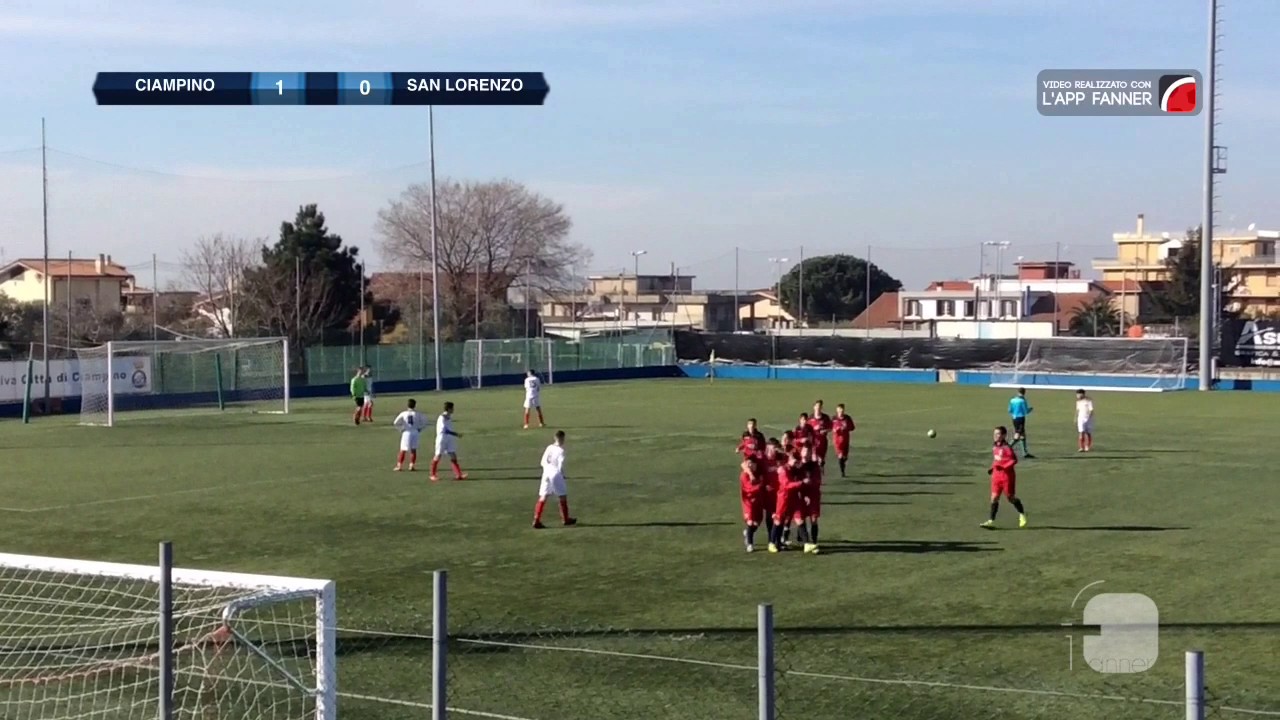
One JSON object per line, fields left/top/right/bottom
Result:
{"left": 41, "top": 118, "right": 50, "bottom": 411}
{"left": 1198, "top": 0, "right": 1222, "bottom": 391}
{"left": 429, "top": 106, "right": 443, "bottom": 391}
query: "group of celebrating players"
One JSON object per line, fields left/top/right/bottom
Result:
{"left": 734, "top": 400, "right": 855, "bottom": 555}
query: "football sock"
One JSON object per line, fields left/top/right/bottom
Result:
{"left": 353, "top": 409, "right": 361, "bottom": 424}
{"left": 534, "top": 498, "right": 546, "bottom": 522}
{"left": 1022, "top": 438, "right": 1030, "bottom": 454}
{"left": 450, "top": 460, "right": 464, "bottom": 477}
{"left": 838, "top": 458, "right": 847, "bottom": 476}
{"left": 558, "top": 497, "right": 571, "bottom": 522}
{"left": 536, "top": 409, "right": 545, "bottom": 424}
{"left": 396, "top": 451, "right": 405, "bottom": 465}
{"left": 1011, "top": 498, "right": 1026, "bottom": 514}
{"left": 782, "top": 525, "right": 791, "bottom": 543}
{"left": 769, "top": 522, "right": 783, "bottom": 546}
{"left": 796, "top": 524, "right": 810, "bottom": 544}
{"left": 409, "top": 451, "right": 417, "bottom": 465}
{"left": 989, "top": 500, "right": 1000, "bottom": 521}
{"left": 808, "top": 520, "right": 819, "bottom": 544}
{"left": 746, "top": 524, "right": 758, "bottom": 545}
{"left": 430, "top": 458, "right": 440, "bottom": 475}
{"left": 763, "top": 514, "right": 774, "bottom": 533}
{"left": 523, "top": 410, "right": 530, "bottom": 425}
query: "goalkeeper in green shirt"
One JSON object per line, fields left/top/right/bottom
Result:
{"left": 350, "top": 368, "right": 368, "bottom": 425}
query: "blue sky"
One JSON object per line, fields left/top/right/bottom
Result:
{"left": 1, "top": 0, "right": 1276, "bottom": 291}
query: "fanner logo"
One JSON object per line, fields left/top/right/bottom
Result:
{"left": 1065, "top": 581, "right": 1159, "bottom": 674}
{"left": 1158, "top": 74, "right": 1197, "bottom": 113}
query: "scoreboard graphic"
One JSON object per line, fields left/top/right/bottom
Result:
{"left": 92, "top": 72, "right": 550, "bottom": 105}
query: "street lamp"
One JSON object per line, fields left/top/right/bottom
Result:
{"left": 630, "top": 250, "right": 647, "bottom": 327}
{"left": 768, "top": 257, "right": 789, "bottom": 329}
{"left": 983, "top": 241, "right": 1011, "bottom": 318}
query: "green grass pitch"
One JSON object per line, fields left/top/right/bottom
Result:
{"left": 2, "top": 379, "right": 1278, "bottom": 720}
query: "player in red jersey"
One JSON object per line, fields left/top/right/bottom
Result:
{"left": 736, "top": 418, "right": 767, "bottom": 458}
{"left": 762, "top": 439, "right": 783, "bottom": 528}
{"left": 739, "top": 457, "right": 768, "bottom": 552}
{"left": 781, "top": 430, "right": 796, "bottom": 454}
{"left": 808, "top": 400, "right": 833, "bottom": 466}
{"left": 792, "top": 413, "right": 814, "bottom": 454}
{"left": 981, "top": 426, "right": 1028, "bottom": 529}
{"left": 798, "top": 446, "right": 823, "bottom": 554}
{"left": 831, "top": 403, "right": 856, "bottom": 477}
{"left": 767, "top": 452, "right": 807, "bottom": 553}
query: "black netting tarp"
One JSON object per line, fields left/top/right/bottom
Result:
{"left": 676, "top": 332, "right": 1019, "bottom": 370}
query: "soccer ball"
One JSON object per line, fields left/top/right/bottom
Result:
{"left": 927, "top": 429, "right": 936, "bottom": 438}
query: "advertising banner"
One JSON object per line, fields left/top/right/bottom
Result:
{"left": 0, "top": 357, "right": 153, "bottom": 403}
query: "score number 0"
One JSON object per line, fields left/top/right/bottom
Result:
{"left": 273, "top": 80, "right": 371, "bottom": 94}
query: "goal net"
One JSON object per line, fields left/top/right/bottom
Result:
{"left": 989, "top": 336, "right": 1190, "bottom": 392}
{"left": 0, "top": 552, "right": 335, "bottom": 720}
{"left": 77, "top": 338, "right": 290, "bottom": 426}
{"left": 461, "top": 338, "right": 555, "bottom": 388}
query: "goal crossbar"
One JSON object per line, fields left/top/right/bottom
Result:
{"left": 0, "top": 552, "right": 336, "bottom": 720}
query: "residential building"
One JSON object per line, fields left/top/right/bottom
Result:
{"left": 1092, "top": 214, "right": 1280, "bottom": 317}
{"left": 121, "top": 280, "right": 199, "bottom": 317}
{"left": 852, "top": 261, "right": 1112, "bottom": 337}
{"left": 0, "top": 255, "right": 134, "bottom": 311}
{"left": 738, "top": 289, "right": 797, "bottom": 331}
{"left": 537, "top": 273, "right": 738, "bottom": 337}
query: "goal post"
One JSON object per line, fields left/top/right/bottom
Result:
{"left": 461, "top": 338, "right": 555, "bottom": 389}
{"left": 77, "top": 338, "right": 290, "bottom": 426}
{"left": 0, "top": 551, "right": 335, "bottom": 720}
{"left": 989, "top": 336, "right": 1190, "bottom": 392}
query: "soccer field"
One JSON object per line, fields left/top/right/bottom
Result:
{"left": 2, "top": 379, "right": 1278, "bottom": 720}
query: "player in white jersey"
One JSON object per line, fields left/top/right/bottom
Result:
{"left": 392, "top": 398, "right": 426, "bottom": 471}
{"left": 533, "top": 430, "right": 576, "bottom": 529}
{"left": 1074, "top": 389, "right": 1095, "bottom": 452}
{"left": 523, "top": 369, "right": 545, "bottom": 429}
{"left": 361, "top": 366, "right": 375, "bottom": 422}
{"left": 430, "top": 401, "right": 467, "bottom": 481}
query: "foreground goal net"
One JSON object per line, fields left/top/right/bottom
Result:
{"left": 989, "top": 336, "right": 1190, "bottom": 392}
{"left": 76, "top": 338, "right": 290, "bottom": 426}
{"left": 0, "top": 552, "right": 335, "bottom": 720}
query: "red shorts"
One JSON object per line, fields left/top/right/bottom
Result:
{"left": 834, "top": 439, "right": 849, "bottom": 458}
{"left": 741, "top": 491, "right": 768, "bottom": 525}
{"left": 814, "top": 438, "right": 829, "bottom": 460}
{"left": 773, "top": 486, "right": 804, "bottom": 524}
{"left": 991, "top": 475, "right": 1016, "bottom": 498}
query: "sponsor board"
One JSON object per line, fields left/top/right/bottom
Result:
{"left": 0, "top": 358, "right": 153, "bottom": 403}
{"left": 1234, "top": 320, "right": 1280, "bottom": 367}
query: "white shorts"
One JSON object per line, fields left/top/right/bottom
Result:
{"left": 435, "top": 436, "right": 457, "bottom": 455}
{"left": 524, "top": 396, "right": 540, "bottom": 409}
{"left": 399, "top": 433, "right": 420, "bottom": 452}
{"left": 364, "top": 394, "right": 374, "bottom": 404}
{"left": 538, "top": 474, "right": 567, "bottom": 497}
{"left": 1077, "top": 419, "right": 1094, "bottom": 434}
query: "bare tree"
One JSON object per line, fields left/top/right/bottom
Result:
{"left": 180, "top": 234, "right": 262, "bottom": 338}
{"left": 237, "top": 259, "right": 346, "bottom": 346}
{"left": 376, "top": 179, "right": 586, "bottom": 339}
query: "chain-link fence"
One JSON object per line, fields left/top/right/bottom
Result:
{"left": 327, "top": 571, "right": 1279, "bottom": 720}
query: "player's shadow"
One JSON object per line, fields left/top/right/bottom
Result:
{"left": 1028, "top": 524, "right": 1189, "bottom": 532}
{"left": 589, "top": 520, "right": 735, "bottom": 528}
{"left": 818, "top": 539, "right": 1001, "bottom": 555}
{"left": 820, "top": 499, "right": 909, "bottom": 506}
{"left": 864, "top": 472, "right": 960, "bottom": 479}
{"left": 850, "top": 490, "right": 953, "bottom": 497}
{"left": 853, "top": 479, "right": 969, "bottom": 486}
{"left": 464, "top": 475, "right": 596, "bottom": 482}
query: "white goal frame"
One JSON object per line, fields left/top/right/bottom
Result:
{"left": 0, "top": 551, "right": 335, "bottom": 720}
{"left": 462, "top": 338, "right": 555, "bottom": 389}
{"left": 77, "top": 337, "right": 291, "bottom": 427}
{"left": 989, "top": 336, "right": 1191, "bottom": 392}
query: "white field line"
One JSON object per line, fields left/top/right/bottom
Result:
{"left": 339, "top": 692, "right": 538, "bottom": 720}
{"left": 0, "top": 403, "right": 959, "bottom": 514}
{"left": 336, "top": 627, "right": 1279, "bottom": 715}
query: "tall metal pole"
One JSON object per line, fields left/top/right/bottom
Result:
{"left": 632, "top": 254, "right": 640, "bottom": 329}
{"left": 474, "top": 265, "right": 480, "bottom": 341}
{"left": 66, "top": 250, "right": 71, "bottom": 350}
{"left": 152, "top": 254, "right": 158, "bottom": 342}
{"left": 526, "top": 258, "right": 532, "bottom": 338}
{"left": 429, "top": 106, "right": 443, "bottom": 391}
{"left": 1053, "top": 242, "right": 1061, "bottom": 335}
{"left": 294, "top": 256, "right": 301, "bottom": 346}
{"left": 418, "top": 264, "right": 425, "bottom": 377}
{"left": 797, "top": 245, "right": 805, "bottom": 334}
{"left": 1198, "top": 0, "right": 1219, "bottom": 391}
{"left": 733, "top": 246, "right": 740, "bottom": 332}
{"left": 865, "top": 244, "right": 872, "bottom": 337}
{"left": 358, "top": 262, "right": 366, "bottom": 364}
{"left": 40, "top": 118, "right": 49, "bottom": 409}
